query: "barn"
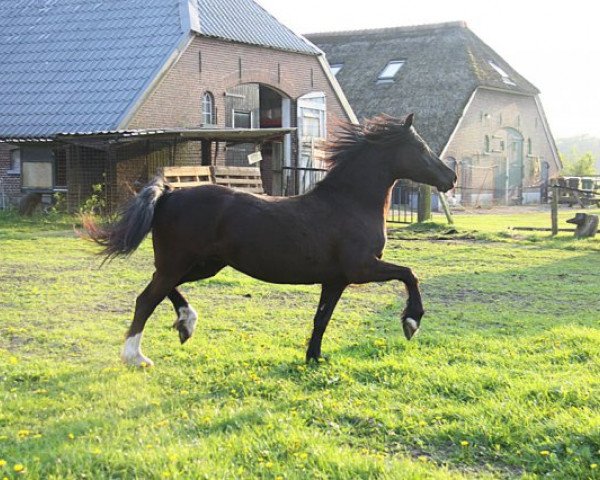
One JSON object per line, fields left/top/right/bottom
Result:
{"left": 0, "top": 0, "right": 355, "bottom": 211}
{"left": 307, "top": 22, "right": 562, "bottom": 206}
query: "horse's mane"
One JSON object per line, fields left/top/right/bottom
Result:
{"left": 325, "top": 114, "right": 412, "bottom": 167}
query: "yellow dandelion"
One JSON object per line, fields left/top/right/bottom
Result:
{"left": 298, "top": 452, "right": 308, "bottom": 460}
{"left": 265, "top": 461, "right": 274, "bottom": 469}
{"left": 0, "top": 460, "right": 6, "bottom": 467}
{"left": 591, "top": 464, "right": 598, "bottom": 469}
{"left": 460, "top": 441, "right": 469, "bottom": 447}
{"left": 275, "top": 476, "right": 284, "bottom": 480}
{"left": 9, "top": 357, "right": 18, "bottom": 365}
{"left": 68, "top": 433, "right": 75, "bottom": 440}
{"left": 540, "top": 450, "right": 550, "bottom": 456}
{"left": 13, "top": 464, "right": 25, "bottom": 473}
{"left": 17, "top": 430, "right": 30, "bottom": 438}
{"left": 418, "top": 420, "right": 427, "bottom": 427}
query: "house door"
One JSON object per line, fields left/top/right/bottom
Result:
{"left": 506, "top": 129, "right": 524, "bottom": 204}
{"left": 297, "top": 92, "right": 327, "bottom": 194}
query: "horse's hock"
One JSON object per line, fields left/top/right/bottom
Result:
{"left": 566, "top": 213, "right": 599, "bottom": 238}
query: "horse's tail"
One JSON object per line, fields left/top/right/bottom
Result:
{"left": 82, "top": 177, "right": 170, "bottom": 262}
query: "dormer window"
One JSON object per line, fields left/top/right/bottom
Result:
{"left": 488, "top": 60, "right": 516, "bottom": 86}
{"left": 330, "top": 63, "right": 343, "bottom": 76}
{"left": 377, "top": 60, "right": 405, "bottom": 83}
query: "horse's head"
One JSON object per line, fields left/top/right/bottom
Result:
{"left": 390, "top": 114, "right": 457, "bottom": 192}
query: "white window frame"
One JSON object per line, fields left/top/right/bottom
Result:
{"left": 488, "top": 60, "right": 516, "bottom": 86}
{"left": 8, "top": 148, "right": 21, "bottom": 175}
{"left": 377, "top": 60, "right": 405, "bottom": 83}
{"left": 330, "top": 63, "right": 344, "bottom": 76}
{"left": 202, "top": 92, "right": 215, "bottom": 126}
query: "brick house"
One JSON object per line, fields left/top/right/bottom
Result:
{"left": 0, "top": 0, "right": 355, "bottom": 210}
{"left": 307, "top": 22, "right": 561, "bottom": 205}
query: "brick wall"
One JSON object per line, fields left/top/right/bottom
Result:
{"left": 444, "top": 88, "right": 560, "bottom": 204}
{"left": 0, "top": 144, "right": 22, "bottom": 207}
{"left": 128, "top": 36, "right": 351, "bottom": 133}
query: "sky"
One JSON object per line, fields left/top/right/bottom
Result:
{"left": 258, "top": 0, "right": 600, "bottom": 139}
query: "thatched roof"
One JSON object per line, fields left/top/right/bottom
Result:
{"left": 306, "top": 22, "right": 539, "bottom": 155}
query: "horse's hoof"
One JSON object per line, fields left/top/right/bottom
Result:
{"left": 121, "top": 352, "right": 154, "bottom": 368}
{"left": 173, "top": 306, "right": 197, "bottom": 345}
{"left": 178, "top": 325, "right": 191, "bottom": 344}
{"left": 402, "top": 317, "right": 420, "bottom": 340}
{"left": 305, "top": 353, "right": 328, "bottom": 364}
{"left": 121, "top": 334, "right": 154, "bottom": 367}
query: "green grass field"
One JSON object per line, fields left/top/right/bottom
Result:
{"left": 0, "top": 208, "right": 599, "bottom": 479}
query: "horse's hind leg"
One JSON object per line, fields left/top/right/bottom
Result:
{"left": 168, "top": 288, "right": 198, "bottom": 345}
{"left": 306, "top": 283, "right": 346, "bottom": 363}
{"left": 168, "top": 260, "right": 226, "bottom": 344}
{"left": 122, "top": 271, "right": 179, "bottom": 367}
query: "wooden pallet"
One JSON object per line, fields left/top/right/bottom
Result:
{"left": 212, "top": 166, "right": 264, "bottom": 194}
{"left": 160, "top": 166, "right": 212, "bottom": 189}
{"left": 157, "top": 165, "right": 264, "bottom": 194}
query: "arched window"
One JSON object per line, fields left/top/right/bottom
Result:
{"left": 202, "top": 92, "right": 215, "bottom": 125}
{"left": 527, "top": 138, "right": 532, "bottom": 155}
{"left": 484, "top": 135, "right": 490, "bottom": 153}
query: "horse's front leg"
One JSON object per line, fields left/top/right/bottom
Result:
{"left": 306, "top": 283, "right": 346, "bottom": 363}
{"left": 351, "top": 259, "right": 424, "bottom": 340}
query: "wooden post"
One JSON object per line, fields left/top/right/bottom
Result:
{"left": 551, "top": 184, "right": 558, "bottom": 236}
{"left": 418, "top": 185, "right": 432, "bottom": 223}
{"left": 438, "top": 191, "right": 454, "bottom": 225}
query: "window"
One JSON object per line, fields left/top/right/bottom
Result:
{"left": 330, "top": 63, "right": 343, "bottom": 76}
{"left": 202, "top": 92, "right": 215, "bottom": 125}
{"left": 232, "top": 110, "right": 252, "bottom": 129}
{"left": 8, "top": 149, "right": 20, "bottom": 174}
{"left": 527, "top": 138, "right": 532, "bottom": 155}
{"left": 377, "top": 60, "right": 405, "bottom": 83}
{"left": 488, "top": 60, "right": 516, "bottom": 86}
{"left": 484, "top": 135, "right": 491, "bottom": 153}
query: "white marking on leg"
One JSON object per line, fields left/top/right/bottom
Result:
{"left": 178, "top": 306, "right": 198, "bottom": 337}
{"left": 121, "top": 333, "right": 154, "bottom": 367}
{"left": 404, "top": 317, "right": 419, "bottom": 337}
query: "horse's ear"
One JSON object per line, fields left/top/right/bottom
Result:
{"left": 404, "top": 113, "right": 414, "bottom": 128}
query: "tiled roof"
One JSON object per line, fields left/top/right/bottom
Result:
{"left": 196, "top": 0, "right": 319, "bottom": 55}
{"left": 0, "top": 0, "right": 184, "bottom": 138}
{"left": 0, "top": 0, "right": 319, "bottom": 139}
{"left": 307, "top": 22, "right": 540, "bottom": 155}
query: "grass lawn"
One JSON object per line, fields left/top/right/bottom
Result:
{"left": 0, "top": 207, "right": 599, "bottom": 479}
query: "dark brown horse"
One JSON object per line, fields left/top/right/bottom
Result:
{"left": 84, "top": 114, "right": 456, "bottom": 367}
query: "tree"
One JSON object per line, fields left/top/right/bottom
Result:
{"left": 561, "top": 152, "right": 597, "bottom": 176}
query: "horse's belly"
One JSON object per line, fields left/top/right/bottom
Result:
{"left": 227, "top": 249, "right": 340, "bottom": 285}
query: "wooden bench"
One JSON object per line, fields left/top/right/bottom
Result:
{"left": 157, "top": 165, "right": 264, "bottom": 194}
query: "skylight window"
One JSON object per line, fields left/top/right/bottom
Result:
{"left": 377, "top": 60, "right": 405, "bottom": 83}
{"left": 488, "top": 60, "right": 516, "bottom": 86}
{"left": 330, "top": 63, "right": 343, "bottom": 76}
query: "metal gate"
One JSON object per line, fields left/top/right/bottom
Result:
{"left": 388, "top": 180, "right": 420, "bottom": 224}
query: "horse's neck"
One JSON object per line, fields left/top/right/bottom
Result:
{"left": 317, "top": 159, "right": 396, "bottom": 211}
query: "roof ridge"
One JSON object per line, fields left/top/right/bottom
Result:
{"left": 248, "top": 0, "right": 322, "bottom": 53}
{"left": 305, "top": 21, "right": 468, "bottom": 38}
